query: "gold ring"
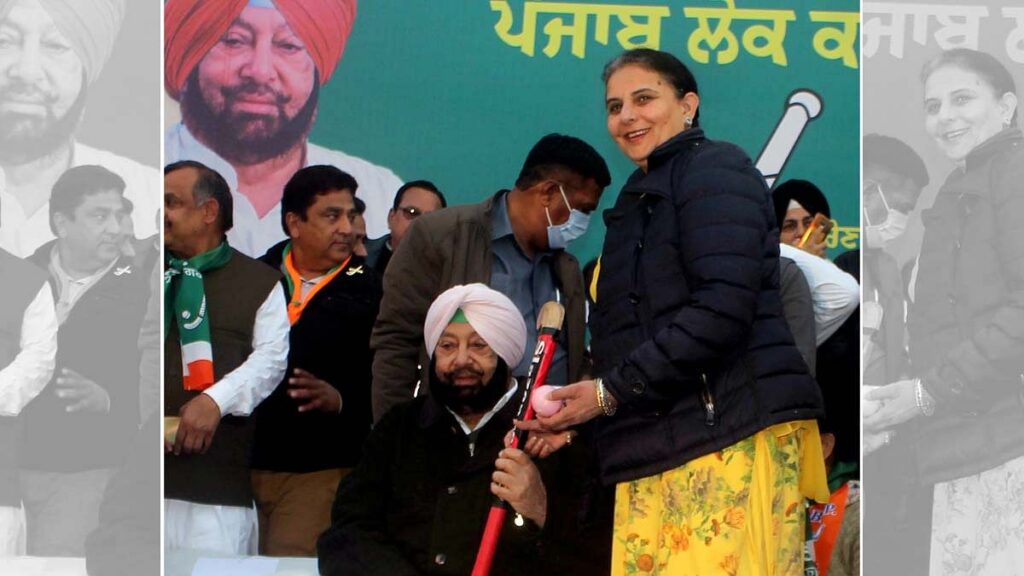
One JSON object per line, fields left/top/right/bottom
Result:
{"left": 565, "top": 432, "right": 574, "bottom": 445}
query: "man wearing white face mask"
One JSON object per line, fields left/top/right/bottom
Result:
{"left": 861, "top": 134, "right": 929, "bottom": 390}
{"left": 370, "top": 134, "right": 610, "bottom": 423}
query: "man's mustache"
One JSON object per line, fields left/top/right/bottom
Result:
{"left": 0, "top": 81, "right": 58, "bottom": 106}
{"left": 441, "top": 367, "right": 485, "bottom": 382}
{"left": 220, "top": 81, "right": 290, "bottom": 106}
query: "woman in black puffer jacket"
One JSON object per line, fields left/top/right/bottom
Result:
{"left": 865, "top": 48, "right": 1024, "bottom": 575}
{"left": 521, "top": 49, "right": 829, "bottom": 574}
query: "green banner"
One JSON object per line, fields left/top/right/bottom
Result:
{"left": 319, "top": 0, "right": 861, "bottom": 261}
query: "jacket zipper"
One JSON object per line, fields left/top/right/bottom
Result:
{"left": 700, "top": 373, "right": 715, "bottom": 426}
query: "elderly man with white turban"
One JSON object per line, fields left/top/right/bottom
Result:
{"left": 318, "top": 284, "right": 603, "bottom": 576}
{"left": 0, "top": 0, "right": 160, "bottom": 257}
{"left": 164, "top": 0, "right": 403, "bottom": 257}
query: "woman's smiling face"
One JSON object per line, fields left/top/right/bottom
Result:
{"left": 605, "top": 64, "right": 695, "bottom": 171}
{"left": 924, "top": 65, "right": 1016, "bottom": 162}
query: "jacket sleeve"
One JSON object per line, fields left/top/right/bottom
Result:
{"left": 370, "top": 219, "right": 443, "bottom": 423}
{"left": 603, "top": 162, "right": 771, "bottom": 406}
{"left": 779, "top": 242, "right": 860, "bottom": 344}
{"left": 922, "top": 152, "right": 1024, "bottom": 405}
{"left": 317, "top": 412, "right": 423, "bottom": 576}
{"left": 779, "top": 258, "right": 817, "bottom": 377}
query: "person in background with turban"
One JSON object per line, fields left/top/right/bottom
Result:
{"left": 318, "top": 284, "right": 607, "bottom": 575}
{"left": 773, "top": 178, "right": 832, "bottom": 257}
{"left": 0, "top": 0, "right": 160, "bottom": 257}
{"left": 164, "top": 0, "right": 403, "bottom": 258}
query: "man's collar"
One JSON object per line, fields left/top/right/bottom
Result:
{"left": 50, "top": 243, "right": 120, "bottom": 283}
{"left": 418, "top": 378, "right": 520, "bottom": 432}
{"left": 446, "top": 380, "right": 520, "bottom": 435}
{"left": 490, "top": 190, "right": 514, "bottom": 241}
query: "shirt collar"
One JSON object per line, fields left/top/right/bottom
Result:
{"left": 419, "top": 378, "right": 520, "bottom": 431}
{"left": 49, "top": 243, "right": 119, "bottom": 286}
{"left": 490, "top": 190, "right": 514, "bottom": 241}
{"left": 446, "top": 379, "right": 520, "bottom": 435}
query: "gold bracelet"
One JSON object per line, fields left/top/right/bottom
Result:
{"left": 596, "top": 378, "right": 616, "bottom": 416}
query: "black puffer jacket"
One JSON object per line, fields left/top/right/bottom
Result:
{"left": 590, "top": 129, "right": 823, "bottom": 484}
{"left": 908, "top": 128, "right": 1024, "bottom": 483}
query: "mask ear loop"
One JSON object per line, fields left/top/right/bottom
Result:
{"left": 863, "top": 181, "right": 891, "bottom": 227}
{"left": 558, "top": 185, "right": 573, "bottom": 211}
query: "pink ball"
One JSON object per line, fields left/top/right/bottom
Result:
{"left": 531, "top": 385, "right": 563, "bottom": 417}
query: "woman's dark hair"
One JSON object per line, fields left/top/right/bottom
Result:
{"left": 602, "top": 49, "right": 701, "bottom": 127}
{"left": 921, "top": 48, "right": 1018, "bottom": 125}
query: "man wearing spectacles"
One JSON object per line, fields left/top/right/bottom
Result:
{"left": 364, "top": 181, "right": 447, "bottom": 273}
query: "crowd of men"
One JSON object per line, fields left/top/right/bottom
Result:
{"left": 0, "top": 0, "right": 923, "bottom": 574}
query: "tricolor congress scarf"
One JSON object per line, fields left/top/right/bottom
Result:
{"left": 165, "top": 241, "right": 233, "bottom": 391}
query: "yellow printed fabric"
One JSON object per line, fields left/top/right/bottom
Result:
{"left": 612, "top": 420, "right": 828, "bottom": 576}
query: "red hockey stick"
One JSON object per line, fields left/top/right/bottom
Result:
{"left": 471, "top": 301, "right": 565, "bottom": 576}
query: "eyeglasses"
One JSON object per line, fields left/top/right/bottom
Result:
{"left": 397, "top": 206, "right": 425, "bottom": 220}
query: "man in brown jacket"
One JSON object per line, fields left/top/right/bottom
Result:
{"left": 370, "top": 134, "right": 610, "bottom": 422}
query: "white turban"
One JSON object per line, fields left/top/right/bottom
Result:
{"left": 424, "top": 284, "right": 527, "bottom": 368}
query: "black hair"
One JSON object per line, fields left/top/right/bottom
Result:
{"left": 391, "top": 180, "right": 447, "bottom": 212}
{"left": 515, "top": 133, "right": 611, "bottom": 190}
{"left": 602, "top": 48, "right": 701, "bottom": 127}
{"left": 922, "top": 48, "right": 1018, "bottom": 124}
{"left": 165, "top": 160, "right": 234, "bottom": 233}
{"left": 50, "top": 165, "right": 126, "bottom": 235}
{"left": 863, "top": 134, "right": 930, "bottom": 188}
{"left": 280, "top": 165, "right": 358, "bottom": 235}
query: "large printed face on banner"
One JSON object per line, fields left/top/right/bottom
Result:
{"left": 182, "top": 6, "right": 318, "bottom": 165}
{"left": 0, "top": 0, "right": 85, "bottom": 162}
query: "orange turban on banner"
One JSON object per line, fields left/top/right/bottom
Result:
{"left": 0, "top": 0, "right": 126, "bottom": 84}
{"left": 164, "top": 0, "right": 358, "bottom": 100}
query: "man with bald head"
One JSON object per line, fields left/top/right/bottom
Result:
{"left": 164, "top": 0, "right": 403, "bottom": 257}
{"left": 0, "top": 0, "right": 159, "bottom": 257}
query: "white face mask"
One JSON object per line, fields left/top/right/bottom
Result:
{"left": 863, "top": 181, "right": 909, "bottom": 249}
{"left": 865, "top": 209, "right": 909, "bottom": 249}
{"left": 546, "top": 185, "right": 590, "bottom": 250}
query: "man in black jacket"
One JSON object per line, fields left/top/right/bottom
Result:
{"left": 320, "top": 283, "right": 602, "bottom": 575}
{"left": 253, "top": 165, "right": 381, "bottom": 556}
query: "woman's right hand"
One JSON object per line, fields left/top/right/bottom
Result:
{"left": 516, "top": 379, "right": 604, "bottom": 435}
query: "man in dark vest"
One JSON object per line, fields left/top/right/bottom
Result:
{"left": 251, "top": 165, "right": 381, "bottom": 556}
{"left": 0, "top": 217, "right": 57, "bottom": 555}
{"left": 163, "top": 160, "right": 288, "bottom": 555}
{"left": 19, "top": 165, "right": 152, "bottom": 556}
